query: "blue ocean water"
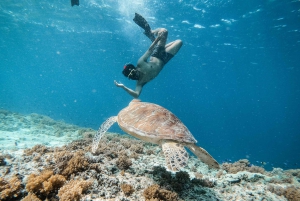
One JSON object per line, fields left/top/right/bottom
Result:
{"left": 0, "top": 0, "right": 299, "bottom": 170}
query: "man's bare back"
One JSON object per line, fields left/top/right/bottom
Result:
{"left": 114, "top": 13, "right": 182, "bottom": 98}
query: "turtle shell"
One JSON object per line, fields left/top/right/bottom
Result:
{"left": 117, "top": 100, "right": 197, "bottom": 144}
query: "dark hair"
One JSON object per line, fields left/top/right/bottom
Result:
{"left": 122, "top": 64, "right": 140, "bottom": 80}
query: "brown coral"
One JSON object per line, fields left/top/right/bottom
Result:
{"left": 26, "top": 170, "right": 66, "bottom": 196}
{"left": 222, "top": 159, "right": 265, "bottom": 174}
{"left": 116, "top": 154, "right": 132, "bottom": 170}
{"left": 286, "top": 169, "right": 300, "bottom": 178}
{"left": 54, "top": 151, "right": 89, "bottom": 177}
{"left": 21, "top": 193, "right": 42, "bottom": 201}
{"left": 120, "top": 183, "right": 135, "bottom": 196}
{"left": 24, "top": 144, "right": 50, "bottom": 156}
{"left": 57, "top": 179, "right": 92, "bottom": 201}
{"left": 143, "top": 184, "right": 179, "bottom": 201}
{"left": 61, "top": 151, "right": 89, "bottom": 176}
{"left": 0, "top": 176, "right": 22, "bottom": 200}
{"left": 26, "top": 170, "right": 52, "bottom": 193}
{"left": 285, "top": 186, "right": 300, "bottom": 201}
{"left": 267, "top": 184, "right": 300, "bottom": 201}
{"left": 130, "top": 144, "right": 144, "bottom": 154}
{"left": 130, "top": 152, "right": 140, "bottom": 160}
{"left": 120, "top": 139, "right": 132, "bottom": 149}
{"left": 267, "top": 184, "right": 285, "bottom": 196}
{"left": 43, "top": 174, "right": 66, "bottom": 194}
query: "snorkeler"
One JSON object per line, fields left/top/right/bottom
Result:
{"left": 114, "top": 13, "right": 183, "bottom": 98}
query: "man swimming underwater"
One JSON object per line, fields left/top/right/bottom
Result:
{"left": 114, "top": 13, "right": 183, "bottom": 98}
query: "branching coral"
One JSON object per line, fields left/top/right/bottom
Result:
{"left": 285, "top": 186, "right": 300, "bottom": 201}
{"left": 120, "top": 139, "right": 132, "bottom": 149}
{"left": 53, "top": 150, "right": 90, "bottom": 177}
{"left": 24, "top": 144, "right": 50, "bottom": 156}
{"left": 120, "top": 183, "right": 135, "bottom": 196}
{"left": 286, "top": 169, "right": 300, "bottom": 178}
{"left": 21, "top": 193, "right": 42, "bottom": 201}
{"left": 222, "top": 159, "right": 265, "bottom": 174}
{"left": 61, "top": 151, "right": 89, "bottom": 176}
{"left": 130, "top": 144, "right": 144, "bottom": 154}
{"left": 267, "top": 184, "right": 285, "bottom": 196}
{"left": 143, "top": 184, "right": 179, "bottom": 201}
{"left": 116, "top": 153, "right": 132, "bottom": 170}
{"left": 0, "top": 176, "right": 22, "bottom": 200}
{"left": 43, "top": 174, "right": 67, "bottom": 194}
{"left": 26, "top": 170, "right": 66, "bottom": 196}
{"left": 268, "top": 185, "right": 300, "bottom": 201}
{"left": 57, "top": 179, "right": 92, "bottom": 201}
{"left": 26, "top": 170, "right": 52, "bottom": 193}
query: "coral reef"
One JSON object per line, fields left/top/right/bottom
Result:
{"left": 0, "top": 175, "right": 22, "bottom": 200}
{"left": 287, "top": 169, "right": 300, "bottom": 178}
{"left": 150, "top": 166, "right": 215, "bottom": 193}
{"left": 130, "top": 143, "right": 144, "bottom": 154}
{"left": 59, "top": 151, "right": 90, "bottom": 176}
{"left": 268, "top": 185, "right": 300, "bottom": 201}
{"left": 0, "top": 111, "right": 300, "bottom": 201}
{"left": 22, "top": 169, "right": 91, "bottom": 200}
{"left": 25, "top": 170, "right": 66, "bottom": 199}
{"left": 0, "top": 155, "right": 6, "bottom": 166}
{"left": 21, "top": 193, "right": 42, "bottom": 201}
{"left": 143, "top": 184, "right": 179, "bottom": 201}
{"left": 24, "top": 144, "right": 50, "bottom": 156}
{"left": 116, "top": 152, "right": 133, "bottom": 170}
{"left": 222, "top": 159, "right": 265, "bottom": 174}
{"left": 120, "top": 183, "right": 135, "bottom": 196}
{"left": 57, "top": 179, "right": 92, "bottom": 201}
{"left": 285, "top": 186, "right": 300, "bottom": 201}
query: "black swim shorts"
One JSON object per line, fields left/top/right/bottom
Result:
{"left": 151, "top": 45, "right": 174, "bottom": 64}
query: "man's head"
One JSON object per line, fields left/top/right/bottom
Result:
{"left": 122, "top": 64, "right": 140, "bottom": 80}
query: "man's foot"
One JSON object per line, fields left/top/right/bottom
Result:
{"left": 133, "top": 13, "right": 155, "bottom": 42}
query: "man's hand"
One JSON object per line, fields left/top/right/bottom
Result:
{"left": 114, "top": 80, "right": 124, "bottom": 88}
{"left": 155, "top": 34, "right": 162, "bottom": 42}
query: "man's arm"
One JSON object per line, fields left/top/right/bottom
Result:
{"left": 114, "top": 80, "right": 142, "bottom": 98}
{"left": 138, "top": 35, "right": 161, "bottom": 63}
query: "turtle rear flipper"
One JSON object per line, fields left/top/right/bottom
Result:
{"left": 186, "top": 144, "right": 220, "bottom": 169}
{"left": 162, "top": 141, "right": 189, "bottom": 171}
{"left": 133, "top": 13, "right": 155, "bottom": 42}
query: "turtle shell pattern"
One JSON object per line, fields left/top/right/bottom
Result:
{"left": 117, "top": 100, "right": 197, "bottom": 144}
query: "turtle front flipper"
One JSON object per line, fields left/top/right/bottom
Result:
{"left": 92, "top": 116, "right": 117, "bottom": 153}
{"left": 186, "top": 144, "right": 220, "bottom": 169}
{"left": 161, "top": 141, "right": 189, "bottom": 172}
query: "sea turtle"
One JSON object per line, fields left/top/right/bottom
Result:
{"left": 92, "top": 99, "right": 219, "bottom": 171}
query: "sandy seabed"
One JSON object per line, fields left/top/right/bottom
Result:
{"left": 0, "top": 110, "right": 299, "bottom": 201}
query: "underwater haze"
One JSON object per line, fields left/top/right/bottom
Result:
{"left": 0, "top": 0, "right": 300, "bottom": 170}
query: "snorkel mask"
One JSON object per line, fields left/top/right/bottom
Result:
{"left": 122, "top": 64, "right": 140, "bottom": 80}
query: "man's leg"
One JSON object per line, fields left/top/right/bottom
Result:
{"left": 165, "top": 40, "right": 183, "bottom": 56}
{"left": 152, "top": 28, "right": 168, "bottom": 47}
